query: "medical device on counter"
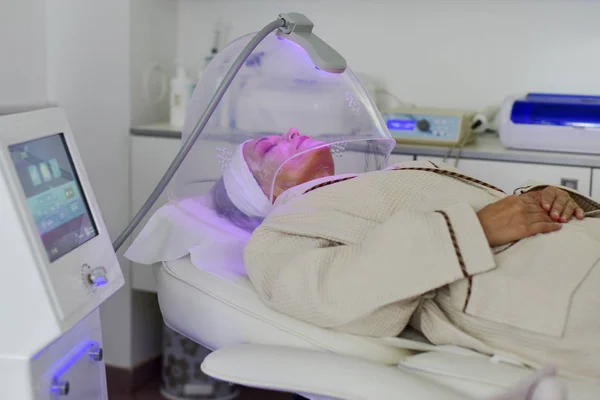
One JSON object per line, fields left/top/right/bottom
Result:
{"left": 382, "top": 107, "right": 477, "bottom": 147}
{"left": 498, "top": 93, "right": 600, "bottom": 154}
{"left": 0, "top": 107, "right": 124, "bottom": 399}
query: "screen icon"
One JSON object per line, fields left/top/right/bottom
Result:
{"left": 39, "top": 162, "right": 52, "bottom": 182}
{"left": 28, "top": 165, "right": 42, "bottom": 186}
{"left": 64, "top": 187, "right": 75, "bottom": 199}
{"left": 49, "top": 159, "right": 62, "bottom": 179}
{"left": 84, "top": 226, "right": 95, "bottom": 237}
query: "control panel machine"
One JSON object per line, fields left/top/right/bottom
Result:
{"left": 382, "top": 107, "right": 476, "bottom": 147}
{"left": 0, "top": 108, "right": 124, "bottom": 399}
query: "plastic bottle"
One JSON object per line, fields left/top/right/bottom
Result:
{"left": 169, "top": 61, "right": 193, "bottom": 128}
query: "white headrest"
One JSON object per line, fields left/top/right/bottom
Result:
{"left": 124, "top": 196, "right": 252, "bottom": 277}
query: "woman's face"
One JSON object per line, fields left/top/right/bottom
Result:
{"left": 242, "top": 128, "right": 335, "bottom": 200}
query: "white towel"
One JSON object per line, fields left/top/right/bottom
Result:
{"left": 222, "top": 141, "right": 273, "bottom": 218}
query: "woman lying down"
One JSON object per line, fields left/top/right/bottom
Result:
{"left": 213, "top": 128, "right": 600, "bottom": 398}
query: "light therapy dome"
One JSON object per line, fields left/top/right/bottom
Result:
{"left": 168, "top": 30, "right": 396, "bottom": 229}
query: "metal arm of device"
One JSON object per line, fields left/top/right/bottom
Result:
{"left": 111, "top": 17, "right": 285, "bottom": 251}
{"left": 113, "top": 13, "right": 347, "bottom": 251}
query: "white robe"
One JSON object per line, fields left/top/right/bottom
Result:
{"left": 243, "top": 160, "right": 600, "bottom": 380}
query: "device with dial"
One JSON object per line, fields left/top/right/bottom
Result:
{"left": 382, "top": 107, "right": 476, "bottom": 146}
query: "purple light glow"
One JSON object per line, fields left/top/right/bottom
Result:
{"left": 276, "top": 35, "right": 336, "bottom": 76}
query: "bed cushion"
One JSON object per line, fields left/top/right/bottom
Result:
{"left": 159, "top": 258, "right": 599, "bottom": 399}
{"left": 158, "top": 255, "right": 414, "bottom": 364}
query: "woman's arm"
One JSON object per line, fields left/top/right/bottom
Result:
{"left": 244, "top": 188, "right": 562, "bottom": 336}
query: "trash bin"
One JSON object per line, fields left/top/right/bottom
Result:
{"left": 160, "top": 323, "right": 240, "bottom": 400}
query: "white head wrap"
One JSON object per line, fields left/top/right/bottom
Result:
{"left": 223, "top": 141, "right": 273, "bottom": 218}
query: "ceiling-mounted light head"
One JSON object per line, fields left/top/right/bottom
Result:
{"left": 277, "top": 12, "right": 347, "bottom": 74}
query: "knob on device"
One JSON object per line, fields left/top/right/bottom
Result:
{"left": 417, "top": 119, "right": 430, "bottom": 132}
{"left": 87, "top": 266, "right": 108, "bottom": 287}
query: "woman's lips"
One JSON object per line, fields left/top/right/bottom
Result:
{"left": 296, "top": 136, "right": 309, "bottom": 149}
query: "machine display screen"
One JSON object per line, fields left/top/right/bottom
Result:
{"left": 9, "top": 133, "right": 98, "bottom": 262}
{"left": 386, "top": 119, "right": 416, "bottom": 131}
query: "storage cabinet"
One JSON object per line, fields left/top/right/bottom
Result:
{"left": 592, "top": 169, "right": 600, "bottom": 200}
{"left": 417, "top": 156, "right": 593, "bottom": 196}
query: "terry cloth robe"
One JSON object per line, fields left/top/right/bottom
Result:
{"left": 244, "top": 160, "right": 600, "bottom": 380}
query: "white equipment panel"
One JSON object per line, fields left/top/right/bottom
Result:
{"left": 382, "top": 107, "right": 476, "bottom": 147}
{"left": 0, "top": 108, "right": 124, "bottom": 399}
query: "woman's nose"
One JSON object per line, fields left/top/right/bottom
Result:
{"left": 284, "top": 128, "right": 300, "bottom": 141}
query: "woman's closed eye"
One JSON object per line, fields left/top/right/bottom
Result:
{"left": 259, "top": 142, "right": 276, "bottom": 155}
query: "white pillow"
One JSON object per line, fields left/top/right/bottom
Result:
{"left": 124, "top": 195, "right": 251, "bottom": 277}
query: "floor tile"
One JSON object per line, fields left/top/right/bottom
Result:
{"left": 111, "top": 380, "right": 296, "bottom": 400}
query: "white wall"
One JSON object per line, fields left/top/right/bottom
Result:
{"left": 131, "top": 0, "right": 178, "bottom": 126}
{"left": 129, "top": 0, "right": 178, "bottom": 365}
{"left": 0, "top": 0, "right": 48, "bottom": 111}
{"left": 46, "top": 0, "right": 133, "bottom": 368}
{"left": 176, "top": 0, "right": 600, "bottom": 111}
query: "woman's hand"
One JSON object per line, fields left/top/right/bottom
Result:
{"left": 477, "top": 195, "right": 562, "bottom": 247}
{"left": 521, "top": 186, "right": 584, "bottom": 222}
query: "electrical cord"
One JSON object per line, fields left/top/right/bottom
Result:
{"left": 443, "top": 105, "right": 500, "bottom": 167}
{"left": 442, "top": 129, "right": 475, "bottom": 167}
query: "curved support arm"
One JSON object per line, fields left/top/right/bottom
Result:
{"left": 112, "top": 17, "right": 286, "bottom": 251}
{"left": 201, "top": 344, "right": 471, "bottom": 400}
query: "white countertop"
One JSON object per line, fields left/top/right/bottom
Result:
{"left": 130, "top": 123, "right": 600, "bottom": 169}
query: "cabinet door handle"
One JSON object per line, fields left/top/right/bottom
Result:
{"left": 560, "top": 178, "right": 578, "bottom": 190}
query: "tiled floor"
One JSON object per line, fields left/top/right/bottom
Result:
{"left": 111, "top": 380, "right": 295, "bottom": 399}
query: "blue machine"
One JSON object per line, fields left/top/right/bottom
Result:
{"left": 498, "top": 93, "right": 600, "bottom": 154}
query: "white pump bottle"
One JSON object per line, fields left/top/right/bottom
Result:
{"left": 170, "top": 61, "right": 193, "bottom": 128}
